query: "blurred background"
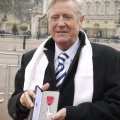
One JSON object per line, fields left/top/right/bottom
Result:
{"left": 0, "top": 0, "right": 120, "bottom": 119}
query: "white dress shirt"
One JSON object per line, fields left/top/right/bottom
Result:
{"left": 54, "top": 38, "right": 80, "bottom": 72}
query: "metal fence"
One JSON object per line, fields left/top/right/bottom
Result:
{"left": 0, "top": 52, "right": 22, "bottom": 65}
{"left": 0, "top": 52, "right": 21, "bottom": 120}
{"left": 0, "top": 64, "right": 20, "bottom": 103}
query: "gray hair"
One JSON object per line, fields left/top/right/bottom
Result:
{"left": 47, "top": 0, "right": 83, "bottom": 18}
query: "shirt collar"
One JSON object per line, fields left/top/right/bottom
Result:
{"left": 55, "top": 37, "right": 80, "bottom": 61}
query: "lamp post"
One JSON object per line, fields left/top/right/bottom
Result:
{"left": 37, "top": 17, "right": 40, "bottom": 40}
{"left": 118, "top": 8, "right": 120, "bottom": 25}
{"left": 116, "top": 8, "right": 120, "bottom": 39}
{"left": 2, "top": 14, "right": 7, "bottom": 22}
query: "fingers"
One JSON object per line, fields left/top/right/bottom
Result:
{"left": 19, "top": 83, "right": 50, "bottom": 110}
{"left": 52, "top": 108, "right": 66, "bottom": 120}
{"left": 41, "top": 83, "right": 50, "bottom": 91}
{"left": 20, "top": 90, "right": 35, "bottom": 109}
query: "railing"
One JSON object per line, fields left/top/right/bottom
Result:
{"left": 0, "top": 64, "right": 20, "bottom": 103}
{"left": 0, "top": 51, "right": 21, "bottom": 104}
{"left": 0, "top": 34, "right": 29, "bottom": 38}
{"left": 0, "top": 52, "right": 22, "bottom": 65}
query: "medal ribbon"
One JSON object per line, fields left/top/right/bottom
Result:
{"left": 47, "top": 96, "right": 54, "bottom": 105}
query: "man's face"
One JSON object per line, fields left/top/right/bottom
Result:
{"left": 48, "top": 1, "right": 83, "bottom": 51}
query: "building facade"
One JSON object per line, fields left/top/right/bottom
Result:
{"left": 0, "top": 0, "right": 120, "bottom": 38}
{"left": 82, "top": 0, "right": 120, "bottom": 38}
{"left": 39, "top": 0, "right": 120, "bottom": 38}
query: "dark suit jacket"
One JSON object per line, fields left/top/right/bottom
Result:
{"left": 8, "top": 31, "right": 120, "bottom": 120}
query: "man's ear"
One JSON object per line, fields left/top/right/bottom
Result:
{"left": 79, "top": 15, "right": 84, "bottom": 27}
{"left": 80, "top": 15, "right": 84, "bottom": 23}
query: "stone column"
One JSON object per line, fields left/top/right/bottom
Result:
{"left": 43, "top": 0, "right": 51, "bottom": 14}
{"left": 31, "top": 14, "right": 42, "bottom": 38}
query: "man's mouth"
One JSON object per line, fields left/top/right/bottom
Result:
{"left": 56, "top": 31, "right": 67, "bottom": 33}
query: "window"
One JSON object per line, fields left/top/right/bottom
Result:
{"left": 104, "top": 1, "right": 110, "bottom": 15}
{"left": 86, "top": 1, "right": 91, "bottom": 15}
{"left": 95, "top": 1, "right": 101, "bottom": 15}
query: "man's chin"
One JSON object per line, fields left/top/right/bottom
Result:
{"left": 56, "top": 38, "right": 69, "bottom": 43}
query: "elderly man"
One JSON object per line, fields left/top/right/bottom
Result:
{"left": 8, "top": 0, "right": 120, "bottom": 120}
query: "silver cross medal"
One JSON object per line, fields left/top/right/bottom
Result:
{"left": 46, "top": 106, "right": 53, "bottom": 119}
{"left": 46, "top": 96, "right": 54, "bottom": 119}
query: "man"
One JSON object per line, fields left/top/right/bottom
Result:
{"left": 8, "top": 0, "right": 120, "bottom": 120}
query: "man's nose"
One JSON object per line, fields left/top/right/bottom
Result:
{"left": 57, "top": 16, "right": 65, "bottom": 27}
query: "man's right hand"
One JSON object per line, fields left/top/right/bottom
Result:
{"left": 19, "top": 83, "right": 50, "bottom": 109}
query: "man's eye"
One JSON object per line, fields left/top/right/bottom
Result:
{"left": 51, "top": 16, "right": 59, "bottom": 20}
{"left": 64, "top": 16, "right": 72, "bottom": 20}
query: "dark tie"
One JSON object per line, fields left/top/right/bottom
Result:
{"left": 55, "top": 53, "right": 69, "bottom": 89}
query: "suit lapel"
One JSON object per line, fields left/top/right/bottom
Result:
{"left": 44, "top": 49, "right": 55, "bottom": 76}
{"left": 43, "top": 49, "right": 57, "bottom": 90}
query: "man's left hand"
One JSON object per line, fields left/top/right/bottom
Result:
{"left": 52, "top": 108, "right": 66, "bottom": 120}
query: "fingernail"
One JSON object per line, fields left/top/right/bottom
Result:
{"left": 31, "top": 104, "right": 33, "bottom": 108}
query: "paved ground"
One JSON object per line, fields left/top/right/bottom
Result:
{"left": 0, "top": 37, "right": 120, "bottom": 120}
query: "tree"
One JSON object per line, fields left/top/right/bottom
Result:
{"left": 14, "top": 0, "right": 33, "bottom": 23}
{"left": 0, "top": 0, "right": 13, "bottom": 13}
{"left": 0, "top": 0, "right": 33, "bottom": 23}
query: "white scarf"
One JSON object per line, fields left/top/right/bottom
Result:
{"left": 24, "top": 31, "right": 93, "bottom": 106}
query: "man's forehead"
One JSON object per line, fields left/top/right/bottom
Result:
{"left": 49, "top": 9, "right": 76, "bottom": 18}
{"left": 49, "top": 0, "right": 75, "bottom": 9}
{"left": 47, "top": 0, "right": 82, "bottom": 18}
{"left": 48, "top": 1, "right": 76, "bottom": 13}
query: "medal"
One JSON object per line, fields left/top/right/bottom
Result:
{"left": 47, "top": 96, "right": 54, "bottom": 105}
{"left": 46, "top": 96, "right": 54, "bottom": 119}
